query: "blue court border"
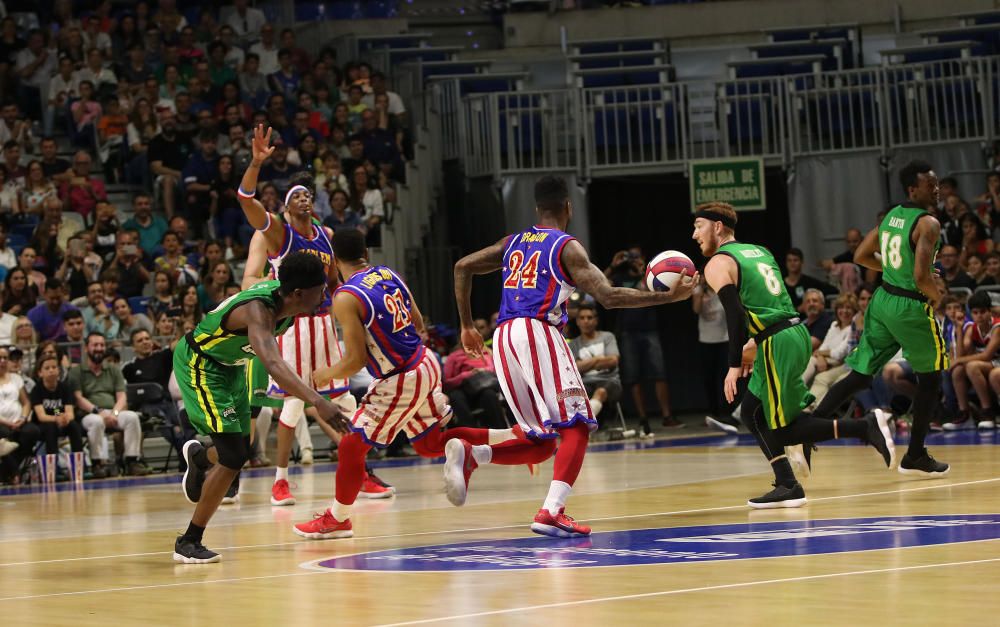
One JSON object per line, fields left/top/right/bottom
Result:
{"left": 1, "top": 428, "right": 995, "bottom": 496}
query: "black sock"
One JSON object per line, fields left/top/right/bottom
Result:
{"left": 193, "top": 445, "right": 211, "bottom": 470}
{"left": 125, "top": 456, "right": 137, "bottom": 464}
{"left": 776, "top": 416, "right": 867, "bottom": 445}
{"left": 907, "top": 372, "right": 942, "bottom": 458}
{"left": 184, "top": 521, "right": 205, "bottom": 543}
{"left": 811, "top": 370, "right": 873, "bottom": 418}
{"left": 771, "top": 456, "right": 797, "bottom": 487}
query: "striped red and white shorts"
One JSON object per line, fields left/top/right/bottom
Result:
{"left": 492, "top": 317, "right": 597, "bottom": 439}
{"left": 267, "top": 311, "right": 351, "bottom": 399}
{"left": 350, "top": 351, "right": 453, "bottom": 448}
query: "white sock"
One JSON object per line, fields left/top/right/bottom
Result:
{"left": 471, "top": 444, "right": 492, "bottom": 464}
{"left": 589, "top": 398, "right": 603, "bottom": 417}
{"left": 330, "top": 499, "right": 352, "bottom": 522}
{"left": 275, "top": 466, "right": 288, "bottom": 482}
{"left": 542, "top": 480, "right": 572, "bottom": 516}
{"left": 488, "top": 428, "right": 514, "bottom": 444}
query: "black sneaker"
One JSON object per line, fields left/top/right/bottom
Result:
{"left": 747, "top": 482, "right": 807, "bottom": 509}
{"left": 867, "top": 409, "right": 897, "bottom": 469}
{"left": 221, "top": 472, "right": 240, "bottom": 504}
{"left": 173, "top": 536, "right": 221, "bottom": 564}
{"left": 705, "top": 414, "right": 740, "bottom": 434}
{"left": 181, "top": 440, "right": 207, "bottom": 504}
{"left": 365, "top": 464, "right": 392, "bottom": 489}
{"left": 898, "top": 450, "right": 950, "bottom": 478}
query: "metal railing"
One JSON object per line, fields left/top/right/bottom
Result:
{"left": 435, "top": 55, "right": 1000, "bottom": 180}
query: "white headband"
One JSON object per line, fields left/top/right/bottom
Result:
{"left": 284, "top": 185, "right": 311, "bottom": 207}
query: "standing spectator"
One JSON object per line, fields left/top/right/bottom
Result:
{"left": 569, "top": 303, "right": 622, "bottom": 421}
{"left": 349, "top": 165, "right": 383, "bottom": 244}
{"left": 802, "top": 288, "right": 834, "bottom": 351}
{"left": 122, "top": 193, "right": 168, "bottom": 254}
{"left": 148, "top": 112, "right": 192, "bottom": 218}
{"left": 209, "top": 154, "right": 241, "bottom": 246}
{"left": 69, "top": 333, "right": 149, "bottom": 478}
{"left": 217, "top": 25, "right": 245, "bottom": 71}
{"left": 692, "top": 284, "right": 734, "bottom": 433}
{"left": 359, "top": 109, "right": 401, "bottom": 180}
{"left": 31, "top": 356, "right": 83, "bottom": 475}
{"left": 81, "top": 14, "right": 112, "bottom": 59}
{"left": 605, "top": 247, "right": 679, "bottom": 427}
{"left": 14, "top": 29, "right": 56, "bottom": 120}
{"left": 0, "top": 345, "right": 38, "bottom": 483}
{"left": 181, "top": 132, "right": 219, "bottom": 220}
{"left": 46, "top": 56, "right": 79, "bottom": 136}
{"left": 111, "top": 296, "right": 153, "bottom": 341}
{"left": 122, "top": 328, "right": 192, "bottom": 468}
{"left": 59, "top": 151, "right": 107, "bottom": 220}
{"left": 249, "top": 24, "right": 278, "bottom": 76}
{"left": 227, "top": 0, "right": 267, "bottom": 46}
{"left": 238, "top": 53, "right": 268, "bottom": 110}
{"left": 939, "top": 244, "right": 976, "bottom": 290}
{"left": 27, "top": 278, "right": 77, "bottom": 341}
{"left": 783, "top": 247, "right": 837, "bottom": 312}
{"left": 69, "top": 80, "right": 102, "bottom": 146}
{"left": 74, "top": 48, "right": 117, "bottom": 97}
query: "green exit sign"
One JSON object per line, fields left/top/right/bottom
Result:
{"left": 689, "top": 157, "right": 766, "bottom": 211}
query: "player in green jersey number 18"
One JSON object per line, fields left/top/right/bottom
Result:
{"left": 695, "top": 202, "right": 896, "bottom": 509}
{"left": 807, "top": 160, "right": 950, "bottom": 478}
{"left": 172, "top": 252, "right": 351, "bottom": 564}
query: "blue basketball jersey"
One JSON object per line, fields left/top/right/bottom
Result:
{"left": 496, "top": 226, "right": 577, "bottom": 329}
{"left": 336, "top": 265, "right": 425, "bottom": 379}
{"left": 269, "top": 220, "right": 335, "bottom": 309}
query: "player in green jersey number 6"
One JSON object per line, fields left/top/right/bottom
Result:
{"left": 172, "top": 252, "right": 351, "bottom": 564}
{"left": 807, "top": 160, "right": 950, "bottom": 478}
{"left": 695, "top": 202, "right": 896, "bottom": 509}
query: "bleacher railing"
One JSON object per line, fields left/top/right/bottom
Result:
{"left": 435, "top": 55, "right": 1000, "bottom": 180}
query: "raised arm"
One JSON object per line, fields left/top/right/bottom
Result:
{"left": 562, "top": 240, "right": 697, "bottom": 309}
{"left": 454, "top": 236, "right": 507, "bottom": 356}
{"left": 853, "top": 227, "right": 881, "bottom": 272}
{"left": 913, "top": 216, "right": 944, "bottom": 306}
{"left": 238, "top": 124, "right": 284, "bottom": 251}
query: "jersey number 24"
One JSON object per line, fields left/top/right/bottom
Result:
{"left": 504, "top": 251, "right": 541, "bottom": 290}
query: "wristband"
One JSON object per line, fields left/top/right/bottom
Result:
{"left": 237, "top": 186, "right": 256, "bottom": 198}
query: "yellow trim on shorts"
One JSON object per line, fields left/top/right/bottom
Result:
{"left": 748, "top": 311, "right": 765, "bottom": 334}
{"left": 925, "top": 303, "right": 947, "bottom": 371}
{"left": 765, "top": 337, "right": 787, "bottom": 427}
{"left": 189, "top": 352, "right": 221, "bottom": 432}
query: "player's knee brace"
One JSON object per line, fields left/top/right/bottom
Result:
{"left": 211, "top": 433, "right": 250, "bottom": 470}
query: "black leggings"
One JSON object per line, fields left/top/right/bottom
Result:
{"left": 38, "top": 420, "right": 84, "bottom": 454}
{"left": 740, "top": 392, "right": 868, "bottom": 460}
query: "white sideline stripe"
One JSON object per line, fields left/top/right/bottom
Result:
{"left": 0, "top": 476, "right": 996, "bottom": 569}
{"left": 372, "top": 557, "right": 1000, "bottom": 626}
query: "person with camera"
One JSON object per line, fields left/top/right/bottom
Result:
{"left": 604, "top": 246, "right": 680, "bottom": 428}
{"left": 56, "top": 235, "right": 99, "bottom": 301}
{"left": 106, "top": 231, "right": 149, "bottom": 298}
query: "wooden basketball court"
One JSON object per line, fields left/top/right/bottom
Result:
{"left": 2, "top": 430, "right": 998, "bottom": 625}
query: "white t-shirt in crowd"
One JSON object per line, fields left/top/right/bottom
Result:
{"left": 0, "top": 373, "right": 24, "bottom": 422}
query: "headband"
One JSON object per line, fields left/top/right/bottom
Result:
{"left": 694, "top": 209, "right": 736, "bottom": 229}
{"left": 284, "top": 185, "right": 311, "bottom": 207}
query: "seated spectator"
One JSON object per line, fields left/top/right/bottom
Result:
{"left": 363, "top": 71, "right": 406, "bottom": 122}
{"left": 0, "top": 164, "right": 21, "bottom": 216}
{"left": 21, "top": 159, "right": 58, "bottom": 217}
{"left": 75, "top": 48, "right": 117, "bottom": 97}
{"left": 38, "top": 137, "right": 72, "bottom": 183}
{"left": 268, "top": 48, "right": 300, "bottom": 101}
{"left": 179, "top": 284, "right": 202, "bottom": 328}
{"left": 569, "top": 303, "right": 622, "bottom": 420}
{"left": 28, "top": 278, "right": 77, "bottom": 341}
{"left": 70, "top": 80, "right": 102, "bottom": 146}
{"left": 345, "top": 85, "right": 367, "bottom": 132}
{"left": 238, "top": 53, "right": 269, "bottom": 110}
{"left": 122, "top": 328, "right": 192, "bottom": 467}
{"left": 59, "top": 151, "right": 107, "bottom": 220}
{"left": 442, "top": 339, "right": 506, "bottom": 430}
{"left": 217, "top": 25, "right": 245, "bottom": 71}
{"left": 29, "top": 206, "right": 68, "bottom": 274}
{"left": 0, "top": 291, "right": 16, "bottom": 344}
{"left": 210, "top": 155, "right": 243, "bottom": 247}
{"left": 122, "top": 193, "right": 168, "bottom": 254}
{"left": 97, "top": 96, "right": 128, "bottom": 157}
{"left": 192, "top": 108, "right": 229, "bottom": 154}
{"left": 197, "top": 241, "right": 227, "bottom": 283}
{"left": 329, "top": 123, "right": 351, "bottom": 160}
{"left": 0, "top": 224, "right": 15, "bottom": 270}
{"left": 218, "top": 100, "right": 249, "bottom": 136}
{"left": 105, "top": 233, "right": 150, "bottom": 298}
{"left": 975, "top": 172, "right": 1000, "bottom": 225}
{"left": 31, "top": 355, "right": 84, "bottom": 476}
{"left": 182, "top": 131, "right": 219, "bottom": 217}
{"left": 2, "top": 141, "right": 26, "bottom": 185}
{"left": 118, "top": 43, "right": 152, "bottom": 89}
{"left": 14, "top": 29, "right": 57, "bottom": 121}
{"left": 3, "top": 268, "right": 39, "bottom": 317}
{"left": 958, "top": 213, "right": 994, "bottom": 268}
{"left": 804, "top": 293, "right": 857, "bottom": 389}
{"left": 148, "top": 112, "right": 193, "bottom": 219}
{"left": 168, "top": 215, "right": 201, "bottom": 257}
{"left": 0, "top": 345, "right": 39, "bottom": 483}
{"left": 948, "top": 292, "right": 1000, "bottom": 430}
{"left": 33, "top": 340, "right": 68, "bottom": 378}
{"left": 323, "top": 189, "right": 363, "bottom": 233}
{"left": 259, "top": 136, "right": 301, "bottom": 193}
{"left": 197, "top": 260, "right": 232, "bottom": 311}
{"left": 154, "top": 231, "right": 197, "bottom": 286}
{"left": 783, "top": 247, "right": 837, "bottom": 312}
{"left": 940, "top": 193, "right": 967, "bottom": 247}
{"left": 17, "top": 247, "right": 46, "bottom": 294}
{"left": 206, "top": 41, "right": 235, "bottom": 88}
{"left": 12, "top": 316, "right": 36, "bottom": 357}
{"left": 341, "top": 134, "right": 365, "bottom": 175}
{"left": 801, "top": 288, "right": 833, "bottom": 351}
{"left": 821, "top": 227, "right": 867, "bottom": 282}
{"left": 0, "top": 101, "right": 34, "bottom": 154}
{"left": 349, "top": 165, "right": 383, "bottom": 245}
{"left": 359, "top": 109, "right": 402, "bottom": 181}
{"left": 112, "top": 296, "right": 153, "bottom": 341}
{"left": 978, "top": 253, "right": 1000, "bottom": 288}
{"left": 147, "top": 271, "right": 179, "bottom": 322}
{"left": 297, "top": 91, "right": 330, "bottom": 137}
{"left": 69, "top": 333, "right": 150, "bottom": 477}
{"left": 81, "top": 280, "right": 115, "bottom": 338}
{"left": 173, "top": 92, "right": 198, "bottom": 139}
{"left": 57, "top": 309, "right": 86, "bottom": 364}
{"left": 940, "top": 295, "right": 968, "bottom": 421}
{"left": 226, "top": 123, "right": 252, "bottom": 173}
{"left": 938, "top": 244, "right": 976, "bottom": 291}
{"left": 46, "top": 56, "right": 79, "bottom": 137}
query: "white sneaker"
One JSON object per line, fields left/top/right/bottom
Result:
{"left": 786, "top": 444, "right": 809, "bottom": 480}
{"left": 0, "top": 438, "right": 18, "bottom": 457}
{"left": 943, "top": 417, "right": 976, "bottom": 431}
{"left": 977, "top": 420, "right": 996, "bottom": 430}
{"left": 221, "top": 493, "right": 240, "bottom": 505}
{"left": 301, "top": 448, "right": 314, "bottom": 465}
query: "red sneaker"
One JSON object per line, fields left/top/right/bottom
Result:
{"left": 293, "top": 511, "right": 353, "bottom": 540}
{"left": 270, "top": 479, "right": 296, "bottom": 506}
{"left": 531, "top": 508, "right": 591, "bottom": 538}
{"left": 443, "top": 439, "right": 476, "bottom": 506}
{"left": 359, "top": 473, "right": 395, "bottom": 499}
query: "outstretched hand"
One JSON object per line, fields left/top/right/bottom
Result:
{"left": 251, "top": 124, "right": 276, "bottom": 165}
{"left": 667, "top": 272, "right": 701, "bottom": 302}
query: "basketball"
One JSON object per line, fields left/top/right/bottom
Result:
{"left": 645, "top": 250, "right": 697, "bottom": 292}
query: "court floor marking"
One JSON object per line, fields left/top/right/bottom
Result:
{"left": 373, "top": 556, "right": 1000, "bottom": 626}
{"left": 0, "top": 476, "right": 997, "bottom": 570}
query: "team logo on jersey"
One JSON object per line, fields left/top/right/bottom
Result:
{"left": 303, "top": 515, "right": 1000, "bottom": 572}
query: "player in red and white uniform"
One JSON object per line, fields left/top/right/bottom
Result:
{"left": 238, "top": 125, "right": 391, "bottom": 503}
{"left": 450, "top": 176, "right": 697, "bottom": 537}
{"left": 948, "top": 291, "right": 1000, "bottom": 430}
